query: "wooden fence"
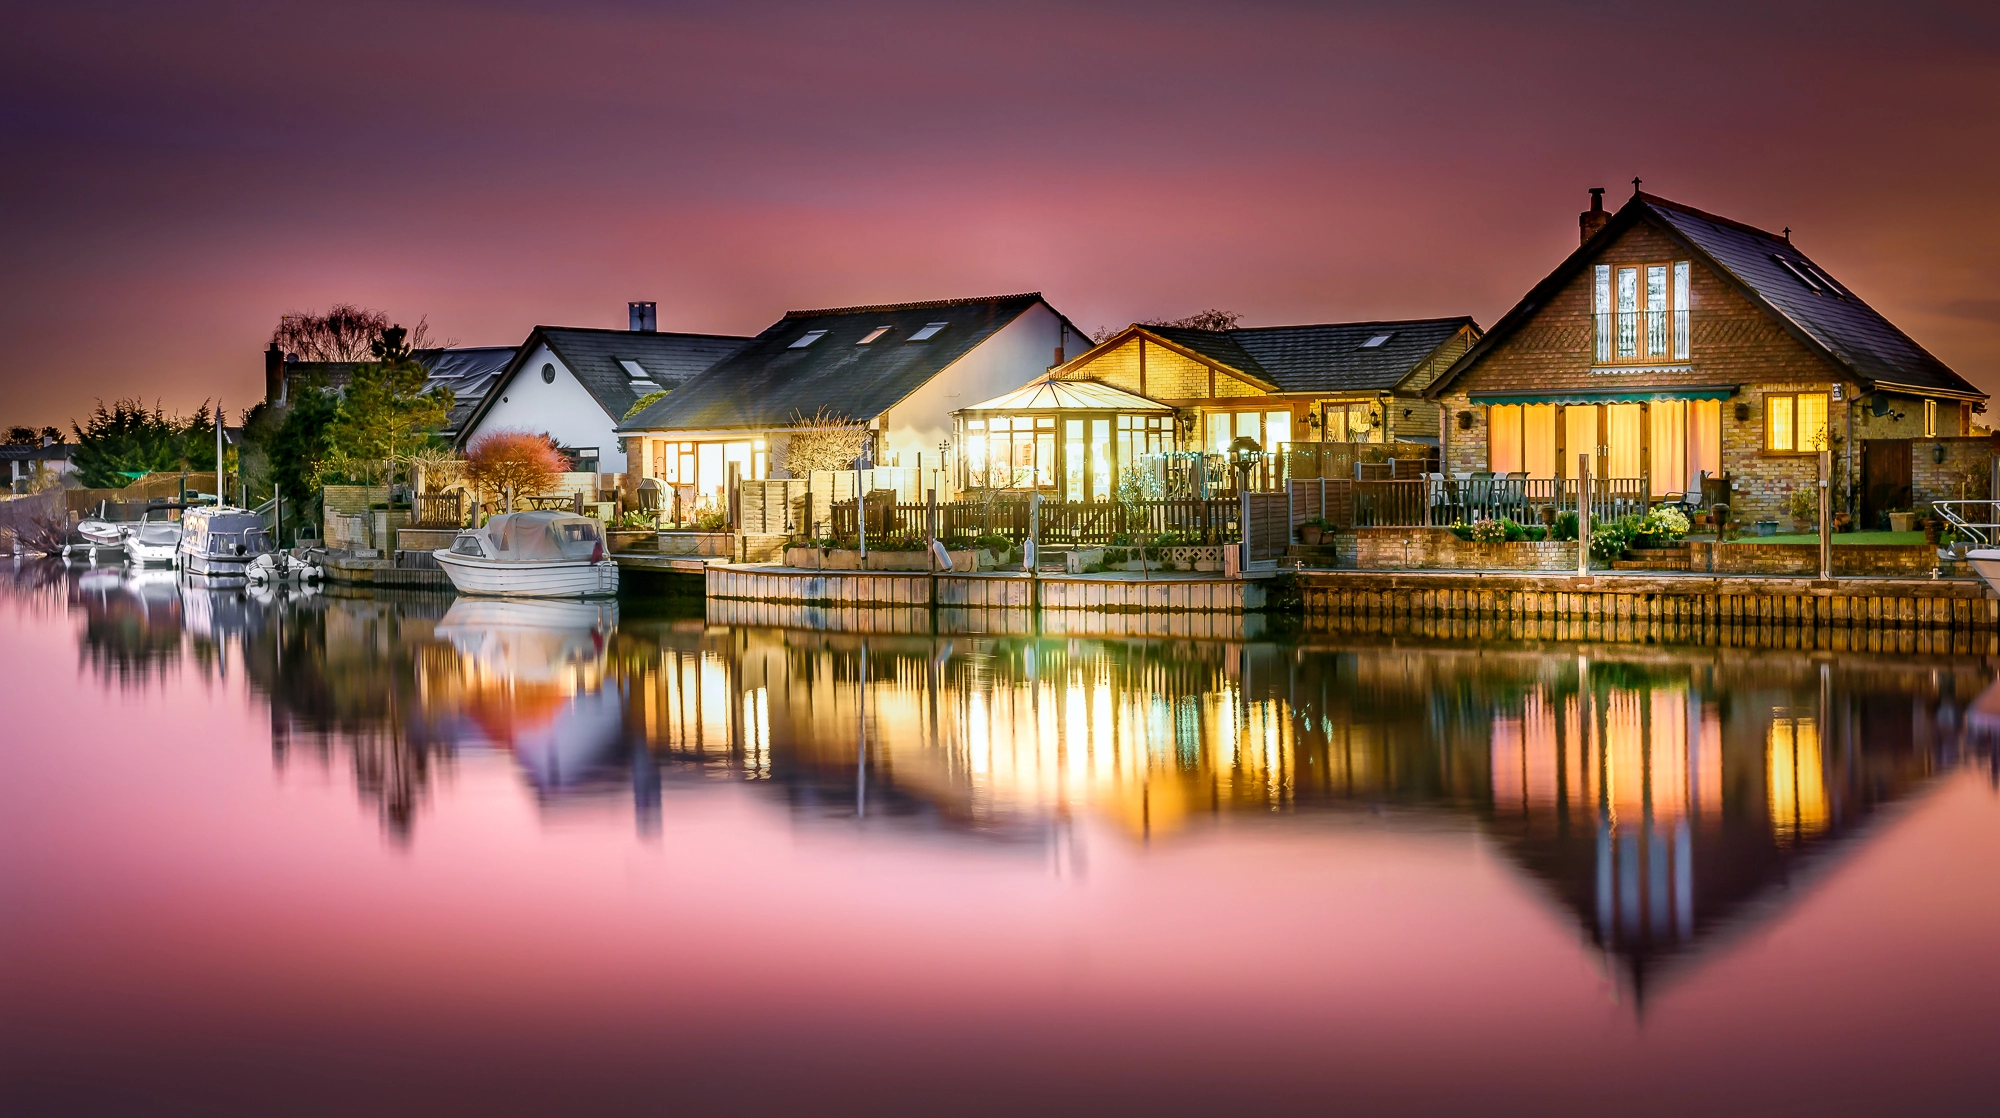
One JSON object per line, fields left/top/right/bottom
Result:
{"left": 740, "top": 479, "right": 809, "bottom": 535}
{"left": 412, "top": 492, "right": 466, "bottom": 528}
{"left": 1287, "top": 477, "right": 1654, "bottom": 531}
{"left": 826, "top": 496, "right": 1241, "bottom": 547}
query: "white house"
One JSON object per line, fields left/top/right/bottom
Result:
{"left": 617, "top": 292, "right": 1092, "bottom": 502}
{"left": 455, "top": 303, "right": 748, "bottom": 474}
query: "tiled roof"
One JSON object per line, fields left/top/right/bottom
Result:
{"left": 1103, "top": 319, "right": 1476, "bottom": 396}
{"left": 422, "top": 347, "right": 518, "bottom": 435}
{"left": 1641, "top": 195, "right": 1979, "bottom": 398}
{"left": 621, "top": 293, "right": 1049, "bottom": 431}
{"left": 456, "top": 327, "right": 750, "bottom": 441}
{"left": 1226, "top": 318, "right": 1477, "bottom": 394}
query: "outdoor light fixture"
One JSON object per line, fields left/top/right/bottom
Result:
{"left": 1458, "top": 410, "right": 1475, "bottom": 430}
{"left": 1935, "top": 443, "right": 1948, "bottom": 464}
{"left": 1227, "top": 435, "right": 1262, "bottom": 484}
{"left": 1735, "top": 402, "right": 1752, "bottom": 422}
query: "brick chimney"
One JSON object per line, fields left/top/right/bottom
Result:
{"left": 1580, "top": 187, "right": 1609, "bottom": 244}
{"left": 628, "top": 301, "right": 657, "bottom": 332}
{"left": 264, "top": 342, "right": 286, "bottom": 406}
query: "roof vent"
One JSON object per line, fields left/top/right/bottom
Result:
{"left": 628, "top": 302, "right": 657, "bottom": 332}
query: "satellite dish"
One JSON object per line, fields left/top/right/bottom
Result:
{"left": 1870, "top": 394, "right": 1890, "bottom": 418}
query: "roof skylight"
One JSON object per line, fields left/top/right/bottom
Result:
{"left": 907, "top": 322, "right": 948, "bottom": 342}
{"left": 857, "top": 326, "right": 891, "bottom": 345}
{"left": 1359, "top": 332, "right": 1394, "bottom": 348}
{"left": 1773, "top": 256, "right": 1824, "bottom": 294}
{"left": 789, "top": 329, "right": 828, "bottom": 349}
{"left": 617, "top": 359, "right": 651, "bottom": 379}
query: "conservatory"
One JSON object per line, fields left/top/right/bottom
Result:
{"left": 952, "top": 379, "right": 1178, "bottom": 502}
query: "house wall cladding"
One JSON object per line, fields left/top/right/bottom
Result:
{"left": 1911, "top": 436, "right": 1995, "bottom": 512}
{"left": 1439, "top": 221, "right": 1866, "bottom": 523}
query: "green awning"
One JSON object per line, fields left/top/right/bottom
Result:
{"left": 1468, "top": 385, "right": 1738, "bottom": 406}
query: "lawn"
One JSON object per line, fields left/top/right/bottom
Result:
{"left": 1723, "top": 531, "right": 1925, "bottom": 546}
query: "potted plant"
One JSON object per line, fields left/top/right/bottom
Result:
{"left": 1888, "top": 509, "right": 1916, "bottom": 533}
{"left": 1299, "top": 517, "right": 1333, "bottom": 545}
{"left": 1833, "top": 510, "right": 1853, "bottom": 533}
{"left": 1787, "top": 488, "right": 1816, "bottom": 534}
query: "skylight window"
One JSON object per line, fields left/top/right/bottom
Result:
{"left": 1773, "top": 256, "right": 1824, "bottom": 294}
{"left": 1359, "top": 332, "right": 1394, "bottom": 348}
{"left": 1801, "top": 262, "right": 1846, "bottom": 298}
{"left": 907, "top": 322, "right": 948, "bottom": 342}
{"left": 617, "top": 359, "right": 651, "bottom": 380}
{"left": 789, "top": 329, "right": 828, "bottom": 349}
{"left": 857, "top": 326, "right": 891, "bottom": 345}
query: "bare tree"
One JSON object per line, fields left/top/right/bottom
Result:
{"left": 272, "top": 306, "right": 450, "bottom": 361}
{"left": 1142, "top": 309, "right": 1240, "bottom": 332}
{"left": 778, "top": 407, "right": 870, "bottom": 475}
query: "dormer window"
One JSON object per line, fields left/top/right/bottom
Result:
{"left": 857, "top": 326, "right": 891, "bottom": 345}
{"left": 789, "top": 330, "right": 828, "bottom": 349}
{"left": 1594, "top": 260, "right": 1690, "bottom": 363}
{"left": 1359, "top": 332, "right": 1394, "bottom": 348}
{"left": 907, "top": 322, "right": 947, "bottom": 342}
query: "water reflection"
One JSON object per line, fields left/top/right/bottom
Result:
{"left": 14, "top": 557, "right": 1996, "bottom": 1000}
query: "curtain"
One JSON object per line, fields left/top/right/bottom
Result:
{"left": 1524, "top": 405, "right": 1558, "bottom": 479}
{"left": 1689, "top": 399, "right": 1721, "bottom": 491}
{"left": 1562, "top": 406, "right": 1598, "bottom": 478}
{"left": 1650, "top": 401, "right": 1687, "bottom": 497}
{"left": 1607, "top": 403, "right": 1644, "bottom": 479}
{"left": 1489, "top": 405, "right": 1522, "bottom": 474}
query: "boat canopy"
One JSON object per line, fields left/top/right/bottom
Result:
{"left": 478, "top": 512, "right": 606, "bottom": 562}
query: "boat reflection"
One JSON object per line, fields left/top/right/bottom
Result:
{"left": 17, "top": 557, "right": 1997, "bottom": 1000}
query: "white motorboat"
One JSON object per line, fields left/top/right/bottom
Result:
{"left": 124, "top": 515, "right": 182, "bottom": 566}
{"left": 178, "top": 506, "right": 275, "bottom": 576}
{"left": 434, "top": 511, "right": 617, "bottom": 598}
{"left": 1967, "top": 549, "right": 2000, "bottom": 592}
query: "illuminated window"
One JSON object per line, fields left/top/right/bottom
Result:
{"left": 1765, "top": 392, "right": 1830, "bottom": 452}
{"left": 1595, "top": 260, "right": 1691, "bottom": 363}
{"left": 1924, "top": 398, "right": 1938, "bottom": 438}
{"left": 907, "top": 322, "right": 947, "bottom": 342}
{"left": 1359, "top": 332, "right": 1394, "bottom": 348}
{"left": 789, "top": 330, "right": 827, "bottom": 349}
{"left": 856, "top": 326, "right": 890, "bottom": 345}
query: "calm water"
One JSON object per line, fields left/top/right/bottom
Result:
{"left": 5, "top": 561, "right": 2000, "bottom": 1116}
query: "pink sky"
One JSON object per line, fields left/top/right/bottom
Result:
{"left": 3, "top": 0, "right": 1997, "bottom": 428}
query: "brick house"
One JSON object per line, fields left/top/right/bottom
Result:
{"left": 1426, "top": 188, "right": 1989, "bottom": 525}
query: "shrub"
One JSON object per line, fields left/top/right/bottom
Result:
{"left": 1448, "top": 519, "right": 1473, "bottom": 542}
{"left": 1469, "top": 518, "right": 1507, "bottom": 544}
{"left": 1787, "top": 487, "right": 1817, "bottom": 522}
{"left": 1553, "top": 511, "right": 1579, "bottom": 541}
{"left": 1642, "top": 505, "right": 1690, "bottom": 542}
{"left": 1588, "top": 515, "right": 1638, "bottom": 563}
{"left": 1524, "top": 524, "right": 1548, "bottom": 542}
{"left": 972, "top": 533, "right": 1013, "bottom": 552}
{"left": 1500, "top": 518, "right": 1526, "bottom": 543}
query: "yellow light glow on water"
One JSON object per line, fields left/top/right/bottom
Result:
{"left": 1769, "top": 712, "right": 1828, "bottom": 844}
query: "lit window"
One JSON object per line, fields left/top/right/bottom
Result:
{"left": 907, "top": 322, "right": 947, "bottom": 342}
{"left": 1360, "top": 332, "right": 1393, "bottom": 348}
{"left": 1596, "top": 260, "right": 1692, "bottom": 363}
{"left": 789, "top": 330, "right": 827, "bottom": 349}
{"left": 1924, "top": 398, "right": 1938, "bottom": 438}
{"left": 857, "top": 326, "right": 891, "bottom": 345}
{"left": 1766, "top": 392, "right": 1830, "bottom": 452}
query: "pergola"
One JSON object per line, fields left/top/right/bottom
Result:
{"left": 953, "top": 378, "right": 1177, "bottom": 502}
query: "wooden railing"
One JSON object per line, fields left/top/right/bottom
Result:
{"left": 1288, "top": 477, "right": 1653, "bottom": 531}
{"left": 825, "top": 497, "right": 1240, "bottom": 547}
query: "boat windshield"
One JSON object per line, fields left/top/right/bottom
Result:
{"left": 134, "top": 524, "right": 180, "bottom": 545}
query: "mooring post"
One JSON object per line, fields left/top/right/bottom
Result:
{"left": 1819, "top": 449, "right": 1833, "bottom": 581}
{"left": 1577, "top": 454, "right": 1592, "bottom": 578}
{"left": 926, "top": 486, "right": 939, "bottom": 609}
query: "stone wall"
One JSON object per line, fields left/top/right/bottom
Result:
{"left": 1333, "top": 527, "right": 1579, "bottom": 571}
{"left": 1911, "top": 436, "right": 1995, "bottom": 513}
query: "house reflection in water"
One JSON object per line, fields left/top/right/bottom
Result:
{"left": 29, "top": 559, "right": 1994, "bottom": 994}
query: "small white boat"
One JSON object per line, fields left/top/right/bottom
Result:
{"left": 124, "top": 515, "right": 182, "bottom": 566}
{"left": 434, "top": 511, "right": 617, "bottom": 598}
{"left": 1967, "top": 549, "right": 2000, "bottom": 592}
{"left": 178, "top": 506, "right": 275, "bottom": 576}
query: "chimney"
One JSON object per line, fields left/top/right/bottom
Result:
{"left": 1580, "top": 187, "right": 1609, "bottom": 244}
{"left": 264, "top": 342, "right": 285, "bottom": 406}
{"left": 628, "top": 301, "right": 657, "bottom": 332}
